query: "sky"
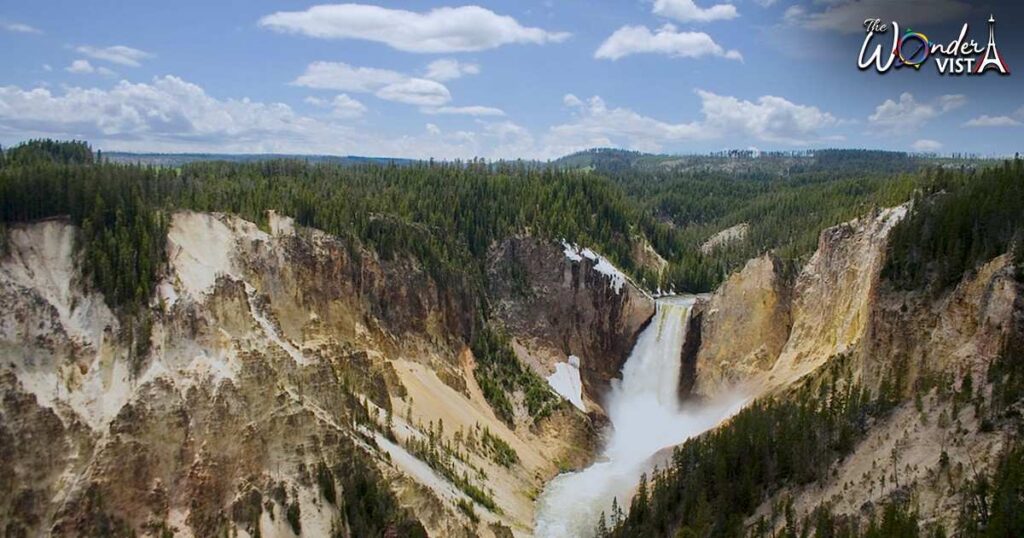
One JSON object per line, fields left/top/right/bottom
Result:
{"left": 1, "top": 0, "right": 1022, "bottom": 159}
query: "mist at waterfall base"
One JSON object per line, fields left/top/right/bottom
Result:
{"left": 534, "top": 297, "right": 748, "bottom": 537}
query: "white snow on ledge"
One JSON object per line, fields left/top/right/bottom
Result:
{"left": 547, "top": 355, "right": 586, "bottom": 412}
{"left": 562, "top": 241, "right": 627, "bottom": 294}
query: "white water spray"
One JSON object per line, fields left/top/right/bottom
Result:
{"left": 534, "top": 296, "right": 746, "bottom": 537}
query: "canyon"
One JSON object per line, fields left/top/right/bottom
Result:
{"left": 1, "top": 202, "right": 1020, "bottom": 537}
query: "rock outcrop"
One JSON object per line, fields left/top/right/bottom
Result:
{"left": 0, "top": 213, "right": 618, "bottom": 537}
{"left": 681, "top": 204, "right": 1023, "bottom": 533}
{"left": 686, "top": 253, "right": 791, "bottom": 397}
{"left": 486, "top": 237, "right": 656, "bottom": 407}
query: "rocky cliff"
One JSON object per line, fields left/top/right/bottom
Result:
{"left": 486, "top": 237, "right": 655, "bottom": 410}
{"left": 0, "top": 213, "right": 644, "bottom": 537}
{"left": 682, "top": 205, "right": 1023, "bottom": 532}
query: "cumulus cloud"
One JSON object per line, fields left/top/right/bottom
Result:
{"left": 305, "top": 94, "right": 367, "bottom": 119}
{"left": 784, "top": 0, "right": 969, "bottom": 33}
{"left": 595, "top": 24, "right": 741, "bottom": 61}
{"left": 653, "top": 0, "right": 738, "bottom": 23}
{"left": 0, "top": 78, "right": 840, "bottom": 161}
{"left": 76, "top": 45, "right": 152, "bottom": 67}
{"left": 422, "top": 105, "right": 506, "bottom": 117}
{"left": 868, "top": 93, "right": 966, "bottom": 132}
{"left": 0, "top": 76, "right": 523, "bottom": 159}
{"left": 694, "top": 90, "right": 838, "bottom": 144}
{"left": 0, "top": 77, "right": 347, "bottom": 152}
{"left": 912, "top": 139, "right": 943, "bottom": 152}
{"left": 1, "top": 20, "right": 41, "bottom": 34}
{"left": 546, "top": 90, "right": 836, "bottom": 155}
{"left": 424, "top": 59, "right": 480, "bottom": 82}
{"left": 547, "top": 95, "right": 703, "bottom": 154}
{"left": 259, "top": 3, "right": 570, "bottom": 53}
{"left": 65, "top": 60, "right": 116, "bottom": 77}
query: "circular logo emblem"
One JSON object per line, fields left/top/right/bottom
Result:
{"left": 897, "top": 31, "right": 930, "bottom": 68}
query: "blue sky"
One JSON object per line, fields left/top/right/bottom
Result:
{"left": 1, "top": 0, "right": 1022, "bottom": 159}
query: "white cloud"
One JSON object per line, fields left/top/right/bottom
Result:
{"left": 653, "top": 0, "right": 739, "bottom": 23}
{"left": 1, "top": 20, "right": 41, "bottom": 34}
{"left": 785, "top": 0, "right": 969, "bottom": 33}
{"left": 546, "top": 95, "right": 703, "bottom": 155}
{"left": 306, "top": 94, "right": 367, "bottom": 118}
{"left": 0, "top": 78, "right": 841, "bottom": 161}
{"left": 292, "top": 62, "right": 405, "bottom": 92}
{"left": 259, "top": 3, "right": 570, "bottom": 53}
{"left": 595, "top": 24, "right": 741, "bottom": 61}
{"left": 42, "top": 64, "right": 52, "bottom": 72}
{"left": 0, "top": 77, "right": 341, "bottom": 151}
{"left": 544, "top": 90, "right": 836, "bottom": 155}
{"left": 65, "top": 60, "right": 115, "bottom": 77}
{"left": 375, "top": 79, "right": 451, "bottom": 107}
{"left": 426, "top": 123, "right": 442, "bottom": 136}
{"left": 0, "top": 76, "right": 508, "bottom": 158}
{"left": 868, "top": 93, "right": 966, "bottom": 132}
{"left": 76, "top": 45, "right": 152, "bottom": 67}
{"left": 964, "top": 115, "right": 1022, "bottom": 128}
{"left": 424, "top": 59, "right": 480, "bottom": 82}
{"left": 293, "top": 62, "right": 456, "bottom": 107}
{"left": 563, "top": 94, "right": 584, "bottom": 107}
{"left": 422, "top": 105, "right": 506, "bottom": 117}
{"left": 66, "top": 60, "right": 94, "bottom": 74}
{"left": 964, "top": 107, "right": 1024, "bottom": 128}
{"left": 695, "top": 90, "right": 838, "bottom": 144}
{"left": 912, "top": 139, "right": 942, "bottom": 152}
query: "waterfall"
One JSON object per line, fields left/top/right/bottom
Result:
{"left": 534, "top": 296, "right": 746, "bottom": 537}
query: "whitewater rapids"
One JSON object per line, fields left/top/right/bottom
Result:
{"left": 534, "top": 296, "right": 747, "bottom": 537}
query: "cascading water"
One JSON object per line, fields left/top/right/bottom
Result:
{"left": 534, "top": 296, "right": 747, "bottom": 537}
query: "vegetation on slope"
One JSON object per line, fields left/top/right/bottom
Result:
{"left": 884, "top": 158, "right": 1024, "bottom": 291}
{"left": 605, "top": 322, "right": 1024, "bottom": 538}
{"left": 471, "top": 325, "right": 560, "bottom": 425}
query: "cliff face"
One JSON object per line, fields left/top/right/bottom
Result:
{"left": 688, "top": 205, "right": 909, "bottom": 398}
{"left": 486, "top": 237, "right": 656, "bottom": 408}
{"left": 686, "top": 253, "right": 791, "bottom": 397}
{"left": 0, "top": 213, "right": 622, "bottom": 537}
{"left": 683, "top": 205, "right": 1023, "bottom": 532}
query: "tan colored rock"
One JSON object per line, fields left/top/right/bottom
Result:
{"left": 689, "top": 253, "right": 791, "bottom": 397}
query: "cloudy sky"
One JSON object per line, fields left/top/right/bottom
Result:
{"left": 1, "top": 0, "right": 1022, "bottom": 159}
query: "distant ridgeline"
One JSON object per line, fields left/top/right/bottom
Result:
{"left": 1, "top": 140, "right": 1020, "bottom": 319}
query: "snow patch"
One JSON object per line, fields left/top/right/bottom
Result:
{"left": 561, "top": 241, "right": 628, "bottom": 294}
{"left": 547, "top": 356, "right": 586, "bottom": 412}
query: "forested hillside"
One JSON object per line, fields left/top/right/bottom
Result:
{"left": 601, "top": 157, "right": 1024, "bottom": 538}
{"left": 3, "top": 140, "right": 971, "bottom": 304}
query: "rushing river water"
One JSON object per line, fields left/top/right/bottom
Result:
{"left": 534, "top": 296, "right": 747, "bottom": 537}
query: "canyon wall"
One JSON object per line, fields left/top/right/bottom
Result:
{"left": 0, "top": 213, "right": 647, "bottom": 537}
